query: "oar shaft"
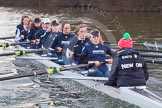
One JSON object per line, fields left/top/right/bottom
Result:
{"left": 0, "top": 41, "right": 31, "bottom": 47}
{"left": 0, "top": 70, "right": 46, "bottom": 81}
{"left": 0, "top": 52, "right": 15, "bottom": 56}
{"left": 134, "top": 42, "right": 162, "bottom": 48}
{"left": 0, "top": 49, "right": 48, "bottom": 56}
{"left": 25, "top": 49, "right": 48, "bottom": 53}
{"left": 146, "top": 59, "right": 162, "bottom": 64}
{"left": 10, "top": 41, "right": 30, "bottom": 46}
{"left": 0, "top": 63, "right": 92, "bottom": 81}
{"left": 137, "top": 49, "right": 162, "bottom": 53}
{"left": 111, "top": 46, "right": 162, "bottom": 53}
{"left": 15, "top": 56, "right": 58, "bottom": 60}
{"left": 140, "top": 54, "right": 162, "bottom": 58}
{"left": 63, "top": 64, "right": 90, "bottom": 70}
{"left": 0, "top": 36, "right": 15, "bottom": 40}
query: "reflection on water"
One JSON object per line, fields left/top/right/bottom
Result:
{"left": 0, "top": 6, "right": 162, "bottom": 107}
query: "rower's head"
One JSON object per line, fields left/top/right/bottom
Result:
{"left": 51, "top": 19, "right": 60, "bottom": 32}
{"left": 42, "top": 18, "right": 51, "bottom": 31}
{"left": 118, "top": 32, "right": 133, "bottom": 49}
{"left": 62, "top": 22, "right": 71, "bottom": 35}
{"left": 76, "top": 24, "right": 87, "bottom": 39}
{"left": 27, "top": 19, "right": 33, "bottom": 30}
{"left": 34, "top": 17, "right": 41, "bottom": 27}
{"left": 21, "top": 16, "right": 29, "bottom": 26}
{"left": 90, "top": 29, "right": 103, "bottom": 44}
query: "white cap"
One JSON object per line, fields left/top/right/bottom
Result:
{"left": 42, "top": 18, "right": 51, "bottom": 24}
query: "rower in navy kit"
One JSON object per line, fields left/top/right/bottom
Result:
{"left": 78, "top": 29, "right": 113, "bottom": 77}
{"left": 41, "top": 19, "right": 61, "bottom": 57}
{"left": 27, "top": 17, "right": 42, "bottom": 48}
{"left": 43, "top": 19, "right": 61, "bottom": 49}
{"left": 15, "top": 16, "right": 29, "bottom": 43}
{"left": 66, "top": 24, "right": 90, "bottom": 64}
{"left": 33, "top": 18, "right": 51, "bottom": 50}
{"left": 51, "top": 22, "right": 74, "bottom": 65}
{"left": 104, "top": 33, "right": 149, "bottom": 87}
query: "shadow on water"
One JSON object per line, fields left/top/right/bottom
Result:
{"left": 0, "top": 6, "right": 162, "bottom": 107}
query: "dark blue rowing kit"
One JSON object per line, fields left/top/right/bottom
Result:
{"left": 104, "top": 48, "right": 149, "bottom": 87}
{"left": 78, "top": 43, "right": 112, "bottom": 77}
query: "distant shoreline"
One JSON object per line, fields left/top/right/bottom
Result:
{"left": 0, "top": 0, "right": 162, "bottom": 12}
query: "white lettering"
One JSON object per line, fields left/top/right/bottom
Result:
{"left": 121, "top": 63, "right": 142, "bottom": 69}
{"left": 121, "top": 55, "right": 132, "bottom": 59}
{"left": 121, "top": 63, "right": 133, "bottom": 69}
{"left": 61, "top": 41, "right": 70, "bottom": 45}
{"left": 93, "top": 50, "right": 105, "bottom": 54}
{"left": 136, "top": 63, "right": 142, "bottom": 67}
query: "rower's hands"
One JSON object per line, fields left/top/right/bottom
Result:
{"left": 30, "top": 40, "right": 36, "bottom": 44}
{"left": 69, "top": 51, "right": 74, "bottom": 58}
{"left": 88, "top": 61, "right": 101, "bottom": 67}
{"left": 106, "top": 59, "right": 113, "bottom": 64}
{"left": 35, "top": 39, "right": 41, "bottom": 45}
{"left": 56, "top": 47, "right": 62, "bottom": 52}
{"left": 20, "top": 35, "right": 25, "bottom": 39}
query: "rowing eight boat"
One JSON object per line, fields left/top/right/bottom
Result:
{"left": 1, "top": 42, "right": 162, "bottom": 108}
{"left": 26, "top": 53, "right": 162, "bottom": 108}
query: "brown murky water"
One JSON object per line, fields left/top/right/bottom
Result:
{"left": 0, "top": 6, "right": 162, "bottom": 108}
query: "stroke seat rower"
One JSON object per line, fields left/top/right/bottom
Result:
{"left": 78, "top": 29, "right": 113, "bottom": 77}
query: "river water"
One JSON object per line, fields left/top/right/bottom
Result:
{"left": 0, "top": 6, "right": 162, "bottom": 108}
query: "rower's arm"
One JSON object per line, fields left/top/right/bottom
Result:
{"left": 110, "top": 49, "right": 116, "bottom": 58}
{"left": 15, "top": 28, "right": 21, "bottom": 42}
{"left": 104, "top": 57, "right": 118, "bottom": 86}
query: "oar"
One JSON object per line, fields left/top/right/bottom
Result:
{"left": 111, "top": 46, "right": 162, "bottom": 53}
{"left": 140, "top": 53, "right": 162, "bottom": 58}
{"left": 134, "top": 41, "right": 162, "bottom": 49}
{"left": 15, "top": 56, "right": 58, "bottom": 60}
{"left": 104, "top": 41, "right": 138, "bottom": 45}
{"left": 145, "top": 59, "right": 162, "bottom": 64}
{"left": 0, "top": 63, "right": 94, "bottom": 81}
{"left": 136, "top": 49, "right": 162, "bottom": 53}
{"left": 0, "top": 70, "right": 46, "bottom": 81}
{"left": 0, "top": 36, "right": 15, "bottom": 40}
{"left": 0, "top": 49, "right": 48, "bottom": 56}
{"left": 0, "top": 41, "right": 31, "bottom": 48}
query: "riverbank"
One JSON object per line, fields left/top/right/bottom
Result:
{"left": 0, "top": 0, "right": 162, "bottom": 12}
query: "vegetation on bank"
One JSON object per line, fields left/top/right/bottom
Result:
{"left": 0, "top": 0, "right": 162, "bottom": 12}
